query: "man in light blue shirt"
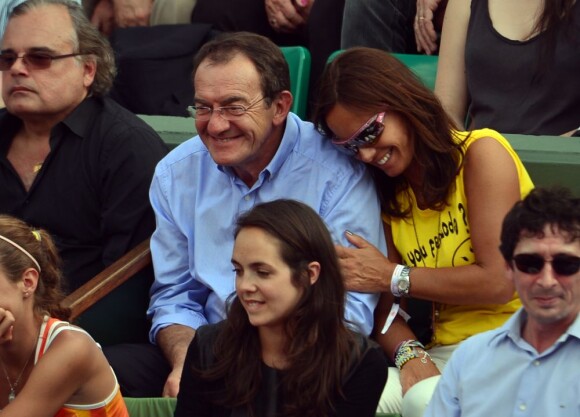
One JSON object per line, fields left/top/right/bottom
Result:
{"left": 122, "top": 32, "right": 385, "bottom": 397}
{"left": 425, "top": 187, "right": 580, "bottom": 417}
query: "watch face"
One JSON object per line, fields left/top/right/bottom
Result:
{"left": 397, "top": 279, "right": 409, "bottom": 291}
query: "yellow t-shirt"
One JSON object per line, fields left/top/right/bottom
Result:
{"left": 388, "top": 129, "right": 534, "bottom": 346}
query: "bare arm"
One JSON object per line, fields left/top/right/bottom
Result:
{"left": 372, "top": 227, "right": 440, "bottom": 395}
{"left": 435, "top": 0, "right": 471, "bottom": 129}
{"left": 2, "top": 330, "right": 114, "bottom": 417}
{"left": 408, "top": 137, "right": 520, "bottom": 305}
{"left": 157, "top": 324, "right": 196, "bottom": 397}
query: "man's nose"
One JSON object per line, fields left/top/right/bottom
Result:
{"left": 205, "top": 110, "right": 231, "bottom": 134}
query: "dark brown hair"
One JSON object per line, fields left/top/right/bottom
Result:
{"left": 0, "top": 215, "right": 70, "bottom": 320}
{"left": 192, "top": 31, "right": 290, "bottom": 106}
{"left": 530, "top": 0, "right": 578, "bottom": 81}
{"left": 500, "top": 187, "right": 580, "bottom": 262}
{"left": 200, "top": 199, "right": 356, "bottom": 417}
{"left": 313, "top": 47, "right": 464, "bottom": 218}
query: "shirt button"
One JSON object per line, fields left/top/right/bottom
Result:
{"left": 244, "top": 195, "right": 250, "bottom": 201}
{"left": 519, "top": 404, "right": 527, "bottom": 411}
{"left": 533, "top": 360, "right": 540, "bottom": 366}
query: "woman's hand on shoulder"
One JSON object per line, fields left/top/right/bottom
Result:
{"left": 336, "top": 232, "right": 393, "bottom": 293}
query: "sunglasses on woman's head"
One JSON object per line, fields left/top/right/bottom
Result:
{"left": 329, "top": 112, "right": 386, "bottom": 155}
{"left": 512, "top": 253, "right": 580, "bottom": 276}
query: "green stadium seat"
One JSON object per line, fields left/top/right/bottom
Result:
{"left": 280, "top": 46, "right": 311, "bottom": 119}
{"left": 123, "top": 397, "right": 402, "bottom": 417}
{"left": 125, "top": 397, "right": 176, "bottom": 417}
{"left": 392, "top": 53, "right": 438, "bottom": 91}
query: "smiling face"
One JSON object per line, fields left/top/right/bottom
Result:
{"left": 325, "top": 103, "right": 416, "bottom": 179}
{"left": 193, "top": 53, "right": 289, "bottom": 186}
{"left": 508, "top": 225, "right": 580, "bottom": 331}
{"left": 232, "top": 227, "right": 305, "bottom": 334}
{"left": 1, "top": 4, "right": 95, "bottom": 123}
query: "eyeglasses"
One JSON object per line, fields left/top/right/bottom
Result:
{"left": 512, "top": 253, "right": 580, "bottom": 276}
{"left": 0, "top": 52, "right": 86, "bottom": 71}
{"left": 187, "top": 96, "right": 266, "bottom": 121}
{"left": 328, "top": 112, "right": 386, "bottom": 155}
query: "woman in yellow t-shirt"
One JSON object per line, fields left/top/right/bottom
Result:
{"left": 0, "top": 215, "right": 129, "bottom": 417}
{"left": 313, "top": 47, "right": 534, "bottom": 417}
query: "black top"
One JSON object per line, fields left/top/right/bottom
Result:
{"left": 465, "top": 0, "right": 580, "bottom": 135}
{"left": 175, "top": 323, "right": 388, "bottom": 417}
{"left": 0, "top": 97, "right": 168, "bottom": 343}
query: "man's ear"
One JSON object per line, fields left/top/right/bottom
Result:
{"left": 307, "top": 261, "right": 321, "bottom": 285}
{"left": 20, "top": 268, "right": 39, "bottom": 298}
{"left": 83, "top": 56, "right": 97, "bottom": 89}
{"left": 505, "top": 260, "right": 515, "bottom": 284}
{"left": 272, "top": 90, "right": 293, "bottom": 127}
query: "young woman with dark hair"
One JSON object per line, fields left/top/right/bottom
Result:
{"left": 0, "top": 215, "right": 129, "bottom": 417}
{"left": 313, "top": 47, "right": 534, "bottom": 417}
{"left": 175, "top": 199, "right": 387, "bottom": 417}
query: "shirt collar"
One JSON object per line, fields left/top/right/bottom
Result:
{"left": 0, "top": 96, "right": 98, "bottom": 151}
{"left": 490, "top": 308, "right": 580, "bottom": 347}
{"left": 0, "top": 109, "right": 21, "bottom": 155}
{"left": 60, "top": 96, "right": 100, "bottom": 139}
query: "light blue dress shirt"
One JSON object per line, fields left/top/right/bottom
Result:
{"left": 148, "top": 113, "right": 386, "bottom": 341}
{"left": 425, "top": 309, "right": 580, "bottom": 417}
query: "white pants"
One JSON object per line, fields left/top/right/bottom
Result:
{"left": 377, "top": 344, "right": 458, "bottom": 417}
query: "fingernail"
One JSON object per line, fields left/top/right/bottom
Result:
{"left": 345, "top": 230, "right": 353, "bottom": 236}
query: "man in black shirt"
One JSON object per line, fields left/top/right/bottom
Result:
{"left": 0, "top": 0, "right": 168, "bottom": 344}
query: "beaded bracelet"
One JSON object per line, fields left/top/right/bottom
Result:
{"left": 394, "top": 340, "right": 433, "bottom": 370}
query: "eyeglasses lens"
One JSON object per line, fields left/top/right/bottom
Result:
{"left": 0, "top": 53, "right": 53, "bottom": 71}
{"left": 334, "top": 113, "right": 385, "bottom": 155}
{"left": 513, "top": 254, "right": 580, "bottom": 276}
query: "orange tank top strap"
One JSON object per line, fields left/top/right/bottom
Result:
{"left": 35, "top": 316, "right": 62, "bottom": 361}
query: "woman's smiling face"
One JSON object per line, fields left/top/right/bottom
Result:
{"left": 325, "top": 103, "right": 416, "bottom": 179}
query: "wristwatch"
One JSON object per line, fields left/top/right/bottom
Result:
{"left": 395, "top": 266, "right": 411, "bottom": 297}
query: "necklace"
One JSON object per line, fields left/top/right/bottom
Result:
{"left": 0, "top": 345, "right": 35, "bottom": 403}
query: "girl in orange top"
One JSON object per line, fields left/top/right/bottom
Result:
{"left": 0, "top": 215, "right": 128, "bottom": 417}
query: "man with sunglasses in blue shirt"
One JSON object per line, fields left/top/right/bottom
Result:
{"left": 104, "top": 31, "right": 385, "bottom": 398}
{"left": 425, "top": 186, "right": 580, "bottom": 417}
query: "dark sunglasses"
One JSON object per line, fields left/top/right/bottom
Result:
{"left": 512, "top": 253, "right": 580, "bottom": 276}
{"left": 329, "top": 112, "right": 386, "bottom": 155}
{"left": 0, "top": 52, "right": 86, "bottom": 71}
